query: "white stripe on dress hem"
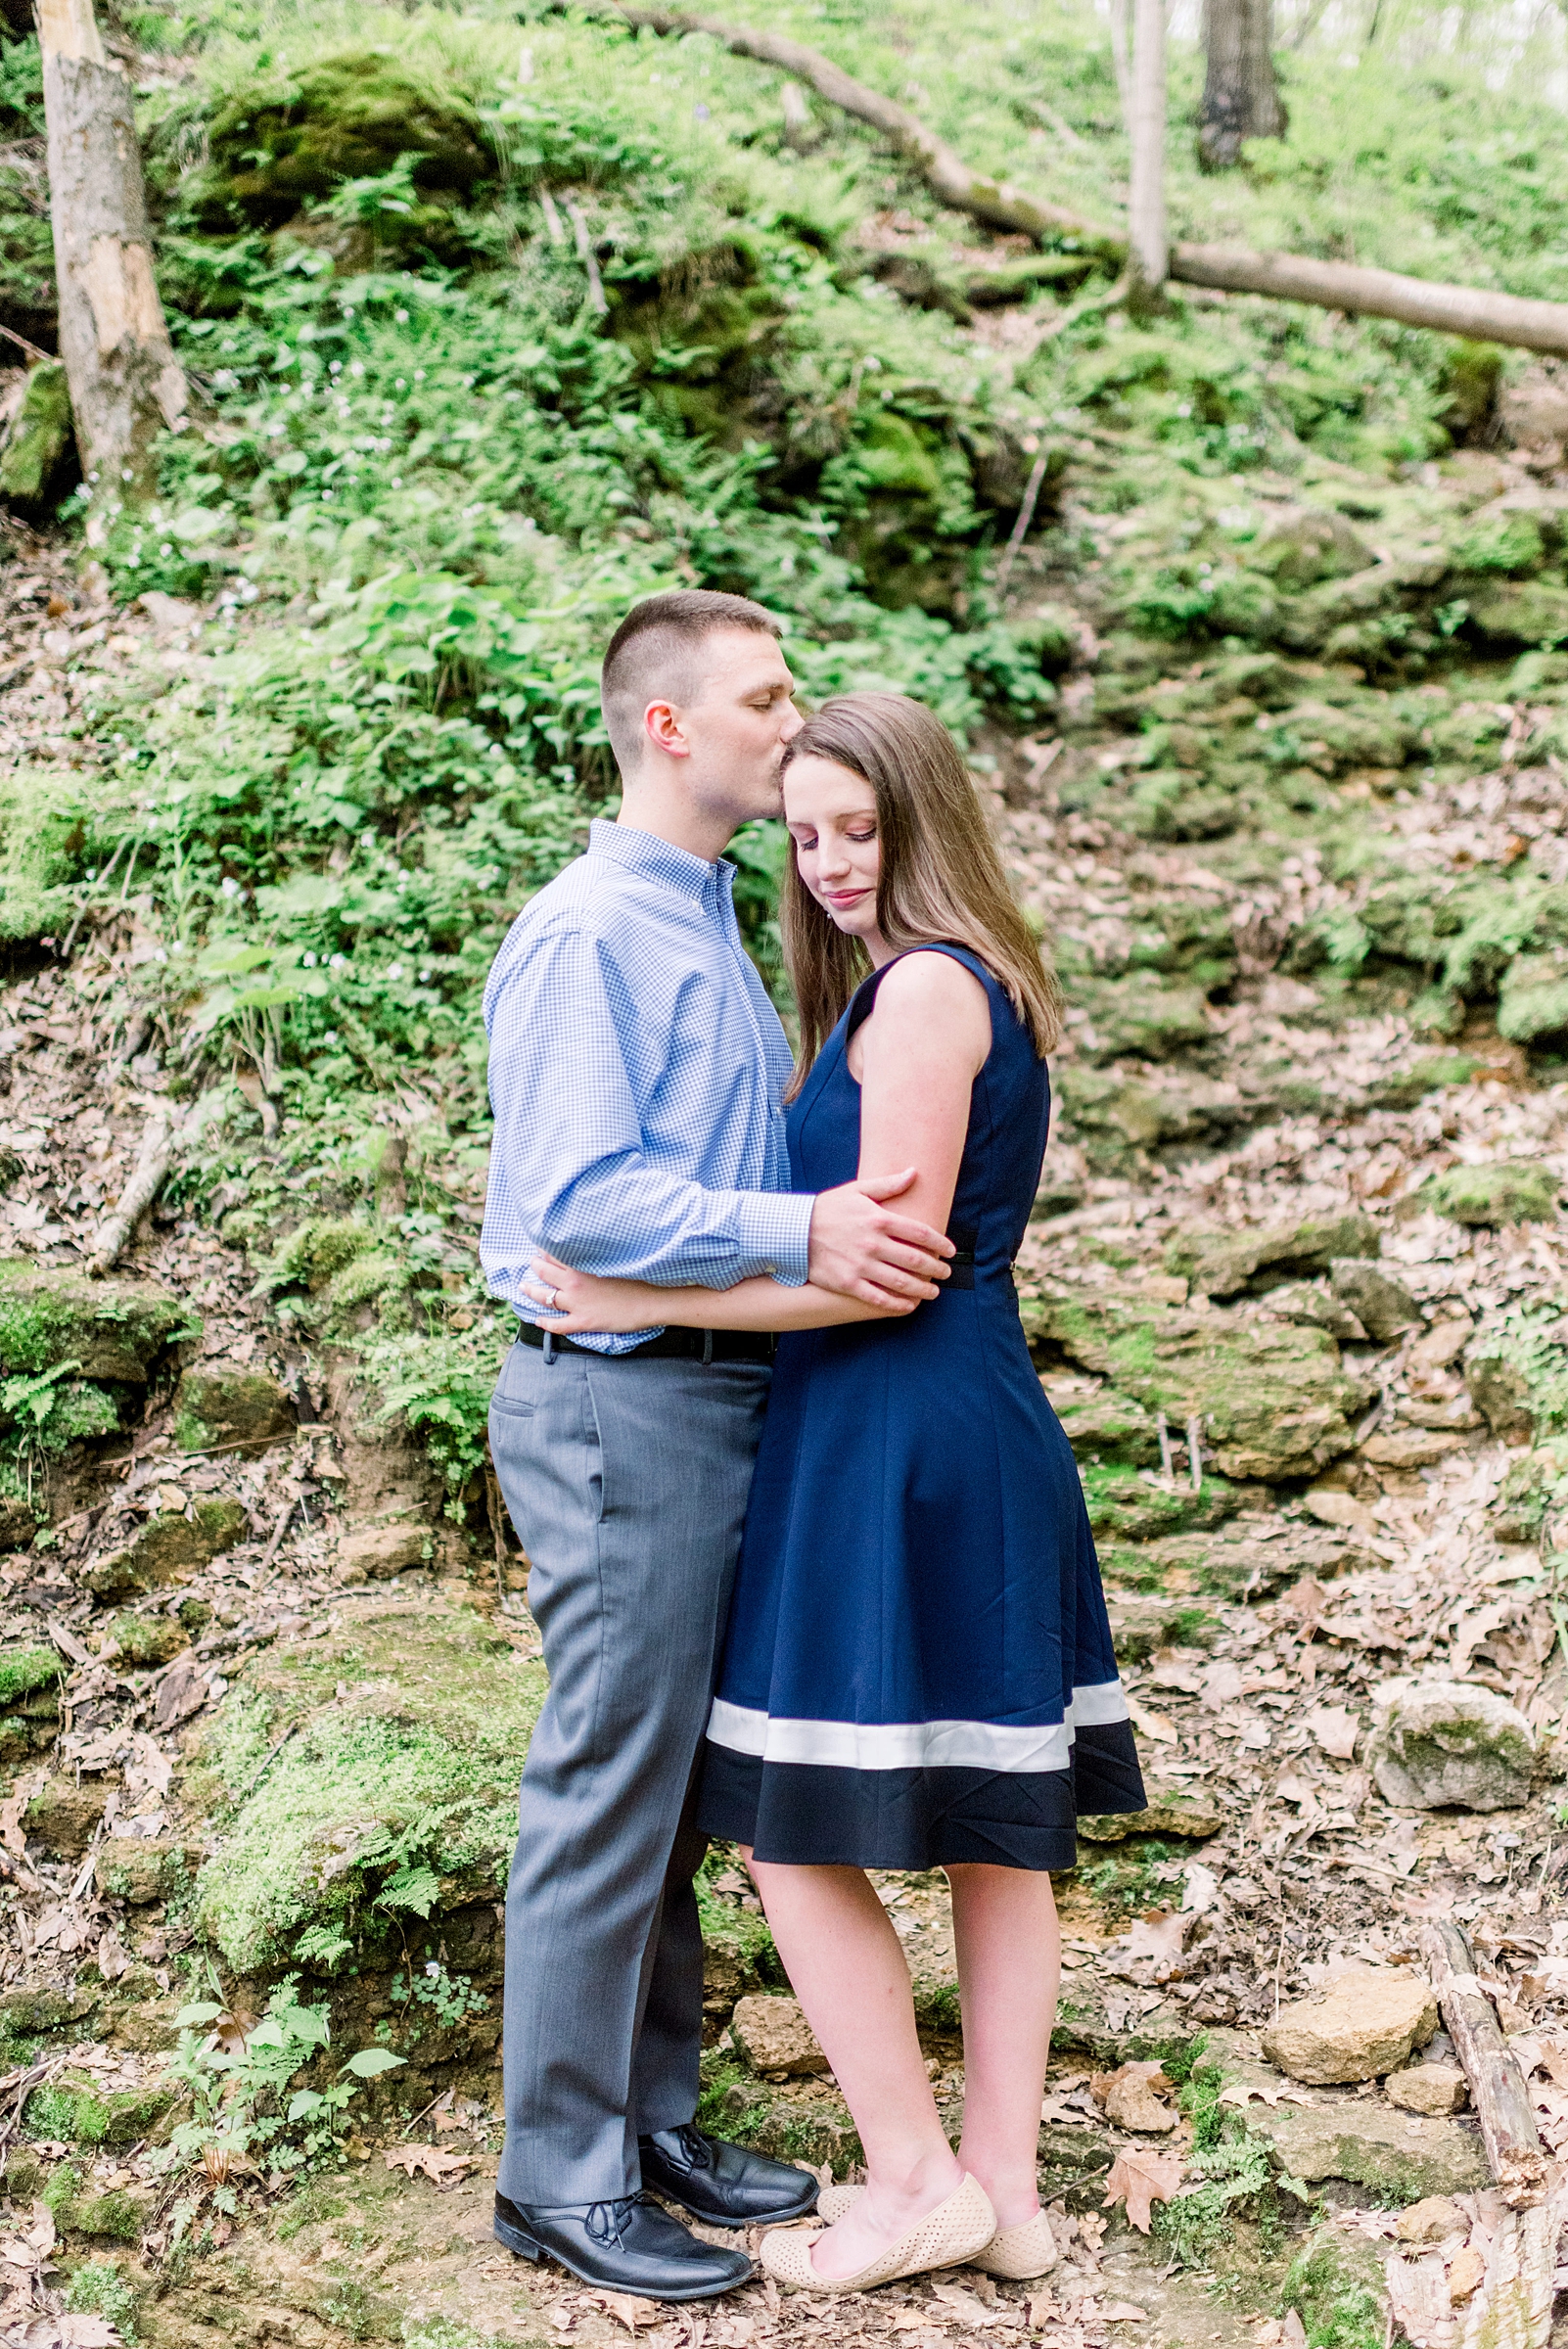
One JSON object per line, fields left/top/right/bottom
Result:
{"left": 705, "top": 1682, "right": 1130, "bottom": 1774}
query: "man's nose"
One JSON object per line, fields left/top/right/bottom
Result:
{"left": 779, "top": 701, "right": 804, "bottom": 741}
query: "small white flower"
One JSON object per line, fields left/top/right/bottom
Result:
{"left": 302, "top": 951, "right": 317, "bottom": 967}
{"left": 329, "top": 953, "right": 346, "bottom": 969}
{"left": 388, "top": 963, "right": 405, "bottom": 981}
{"left": 323, "top": 1030, "right": 339, "bottom": 1045}
{"left": 220, "top": 876, "right": 241, "bottom": 898}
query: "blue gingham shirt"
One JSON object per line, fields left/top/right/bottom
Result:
{"left": 481, "top": 819, "right": 813, "bottom": 1353}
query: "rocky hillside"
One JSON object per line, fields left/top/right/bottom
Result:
{"left": 6, "top": 1, "right": 1568, "bottom": 2345}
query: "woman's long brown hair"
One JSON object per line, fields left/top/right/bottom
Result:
{"left": 780, "top": 691, "right": 1064, "bottom": 1102}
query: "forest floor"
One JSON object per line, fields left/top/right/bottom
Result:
{"left": 6, "top": 496, "right": 1568, "bottom": 2349}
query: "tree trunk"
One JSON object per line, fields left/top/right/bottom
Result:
{"left": 1128, "top": 0, "right": 1167, "bottom": 301}
{"left": 39, "top": 0, "right": 187, "bottom": 540}
{"left": 1198, "top": 0, "right": 1287, "bottom": 170}
{"left": 1417, "top": 1921, "right": 1549, "bottom": 2209}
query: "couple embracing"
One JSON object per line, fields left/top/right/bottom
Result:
{"left": 479, "top": 590, "right": 1144, "bottom": 2306}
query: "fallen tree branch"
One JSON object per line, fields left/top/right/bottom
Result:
{"left": 1418, "top": 1920, "right": 1549, "bottom": 2208}
{"left": 87, "top": 1106, "right": 174, "bottom": 1275}
{"left": 609, "top": 2, "right": 1113, "bottom": 251}
{"left": 1169, "top": 243, "right": 1568, "bottom": 358}
{"left": 605, "top": 0, "right": 1568, "bottom": 358}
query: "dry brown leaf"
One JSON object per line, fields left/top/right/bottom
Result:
{"left": 1119, "top": 1910, "right": 1192, "bottom": 1965}
{"left": 58, "top": 2319, "right": 119, "bottom": 2348}
{"left": 1100, "top": 2301, "right": 1150, "bottom": 2322}
{"left": 24, "top": 2207, "right": 54, "bottom": 2258}
{"left": 1091, "top": 2061, "right": 1177, "bottom": 2133}
{"left": 1282, "top": 2312, "right": 1308, "bottom": 2349}
{"left": 594, "top": 2295, "right": 659, "bottom": 2334}
{"left": 1303, "top": 1706, "right": 1360, "bottom": 1761}
{"left": 1125, "top": 1696, "right": 1178, "bottom": 1744}
{"left": 383, "top": 2143, "right": 474, "bottom": 2183}
{"left": 929, "top": 2281, "right": 1003, "bottom": 2326}
{"left": 1101, "top": 2147, "right": 1183, "bottom": 2234}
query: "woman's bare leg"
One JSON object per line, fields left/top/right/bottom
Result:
{"left": 946, "top": 1863, "right": 1060, "bottom": 2228}
{"left": 745, "top": 1853, "right": 963, "bottom": 2280}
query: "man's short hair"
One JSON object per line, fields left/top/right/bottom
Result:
{"left": 600, "top": 589, "right": 782, "bottom": 776}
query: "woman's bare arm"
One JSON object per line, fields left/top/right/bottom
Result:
{"left": 521, "top": 951, "right": 991, "bottom": 1338}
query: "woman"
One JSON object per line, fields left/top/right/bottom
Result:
{"left": 523, "top": 693, "right": 1144, "bottom": 2295}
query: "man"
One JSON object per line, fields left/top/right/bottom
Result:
{"left": 481, "top": 589, "right": 953, "bottom": 2303}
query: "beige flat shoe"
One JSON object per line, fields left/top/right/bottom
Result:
{"left": 970, "top": 2210, "right": 1058, "bottom": 2280}
{"left": 813, "top": 2185, "right": 1057, "bottom": 2280}
{"left": 760, "top": 2173, "right": 995, "bottom": 2296}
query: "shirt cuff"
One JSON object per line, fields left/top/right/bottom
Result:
{"left": 730, "top": 1189, "right": 814, "bottom": 1288}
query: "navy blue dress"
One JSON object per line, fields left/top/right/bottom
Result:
{"left": 698, "top": 944, "right": 1145, "bottom": 1872}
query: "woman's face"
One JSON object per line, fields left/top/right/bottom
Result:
{"left": 785, "top": 755, "right": 883, "bottom": 946}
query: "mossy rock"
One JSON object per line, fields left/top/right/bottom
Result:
{"left": 1082, "top": 1462, "right": 1246, "bottom": 1543}
{"left": 191, "top": 1589, "right": 546, "bottom": 1973}
{"left": 0, "top": 1263, "right": 198, "bottom": 1382}
{"left": 0, "top": 1640, "right": 60, "bottom": 1756}
{"left": 1251, "top": 508, "right": 1373, "bottom": 590}
{"left": 200, "top": 49, "right": 497, "bottom": 235}
{"left": 84, "top": 1498, "right": 249, "bottom": 1600}
{"left": 1078, "top": 1781, "right": 1223, "bottom": 1843}
{"left": 23, "top": 2075, "right": 172, "bottom": 2147}
{"left": 104, "top": 1610, "right": 189, "bottom": 1668}
{"left": 174, "top": 1366, "right": 297, "bottom": 1457}
{"left": 0, "top": 361, "right": 72, "bottom": 510}
{"left": 1366, "top": 1054, "right": 1482, "bottom": 1108}
{"left": 1051, "top": 1386, "right": 1160, "bottom": 1467}
{"left": 1105, "top": 1592, "right": 1222, "bottom": 1663}
{"left": 1468, "top": 579, "right": 1568, "bottom": 646}
{"left": 1072, "top": 972, "right": 1214, "bottom": 1064}
{"left": 1498, "top": 949, "right": 1568, "bottom": 1044}
{"left": 1025, "top": 1285, "right": 1371, "bottom": 1481}
{"left": 1493, "top": 1448, "right": 1561, "bottom": 1541}
{"left": 1165, "top": 1212, "right": 1378, "bottom": 1299}
{"left": 1281, "top": 2224, "right": 1389, "bottom": 2349}
{"left": 1419, "top": 1161, "right": 1560, "bottom": 1226}
{"left": 93, "top": 1836, "right": 202, "bottom": 1907}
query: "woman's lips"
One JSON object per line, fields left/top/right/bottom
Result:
{"left": 825, "top": 888, "right": 869, "bottom": 907}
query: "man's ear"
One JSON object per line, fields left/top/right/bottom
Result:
{"left": 642, "top": 699, "right": 690, "bottom": 760}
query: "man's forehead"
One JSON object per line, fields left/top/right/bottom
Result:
{"left": 688, "top": 629, "right": 793, "bottom": 698}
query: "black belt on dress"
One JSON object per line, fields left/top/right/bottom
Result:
{"left": 516, "top": 1320, "right": 776, "bottom": 1365}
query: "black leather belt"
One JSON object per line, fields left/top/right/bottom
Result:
{"left": 516, "top": 1321, "right": 776, "bottom": 1365}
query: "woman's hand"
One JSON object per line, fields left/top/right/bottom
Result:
{"left": 520, "top": 1253, "right": 669, "bottom": 1335}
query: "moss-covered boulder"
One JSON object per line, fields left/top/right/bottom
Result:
{"left": 23, "top": 2073, "right": 173, "bottom": 2146}
{"left": 1078, "top": 1781, "right": 1223, "bottom": 1843}
{"left": 199, "top": 49, "right": 497, "bottom": 236}
{"left": 1072, "top": 973, "right": 1214, "bottom": 1064}
{"left": 1419, "top": 1161, "right": 1560, "bottom": 1226}
{"left": 1026, "top": 1285, "right": 1371, "bottom": 1481}
{"left": 1082, "top": 1461, "right": 1247, "bottom": 1543}
{"left": 1251, "top": 507, "right": 1373, "bottom": 590}
{"left": 0, "top": 361, "right": 73, "bottom": 510}
{"left": 1165, "top": 1213, "right": 1378, "bottom": 1299}
{"left": 1050, "top": 1385, "right": 1161, "bottom": 1466}
{"left": 0, "top": 1640, "right": 59, "bottom": 1763}
{"left": 174, "top": 1366, "right": 296, "bottom": 1457}
{"left": 84, "top": 1499, "right": 248, "bottom": 1600}
{"left": 1498, "top": 949, "right": 1568, "bottom": 1043}
{"left": 190, "top": 1589, "right": 545, "bottom": 1974}
{"left": 1468, "top": 579, "right": 1568, "bottom": 646}
{"left": 0, "top": 1264, "right": 197, "bottom": 1382}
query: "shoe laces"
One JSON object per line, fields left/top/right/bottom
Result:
{"left": 667, "top": 2124, "right": 714, "bottom": 2172}
{"left": 583, "top": 2195, "right": 647, "bottom": 2249}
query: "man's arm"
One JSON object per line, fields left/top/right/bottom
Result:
{"left": 483, "top": 923, "right": 953, "bottom": 1308}
{"left": 484, "top": 923, "right": 813, "bottom": 1298}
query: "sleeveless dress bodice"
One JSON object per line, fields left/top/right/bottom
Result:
{"left": 698, "top": 944, "right": 1144, "bottom": 1869}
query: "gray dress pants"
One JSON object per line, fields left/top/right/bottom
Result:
{"left": 488, "top": 1336, "right": 771, "bottom": 2208}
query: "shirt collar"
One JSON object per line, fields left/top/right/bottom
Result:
{"left": 588, "top": 817, "right": 734, "bottom": 905}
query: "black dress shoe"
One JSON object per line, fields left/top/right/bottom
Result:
{"left": 639, "top": 2123, "right": 819, "bottom": 2229}
{"left": 492, "top": 2189, "right": 752, "bottom": 2302}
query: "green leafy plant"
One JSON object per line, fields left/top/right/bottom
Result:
{"left": 160, "top": 1980, "right": 406, "bottom": 2189}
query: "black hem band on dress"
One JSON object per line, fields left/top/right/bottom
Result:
{"left": 697, "top": 1720, "right": 1146, "bottom": 1873}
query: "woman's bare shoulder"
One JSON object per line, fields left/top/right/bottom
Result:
{"left": 863, "top": 949, "right": 992, "bottom": 1067}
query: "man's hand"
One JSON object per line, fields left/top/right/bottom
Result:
{"left": 807, "top": 1170, "right": 955, "bottom": 1309}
